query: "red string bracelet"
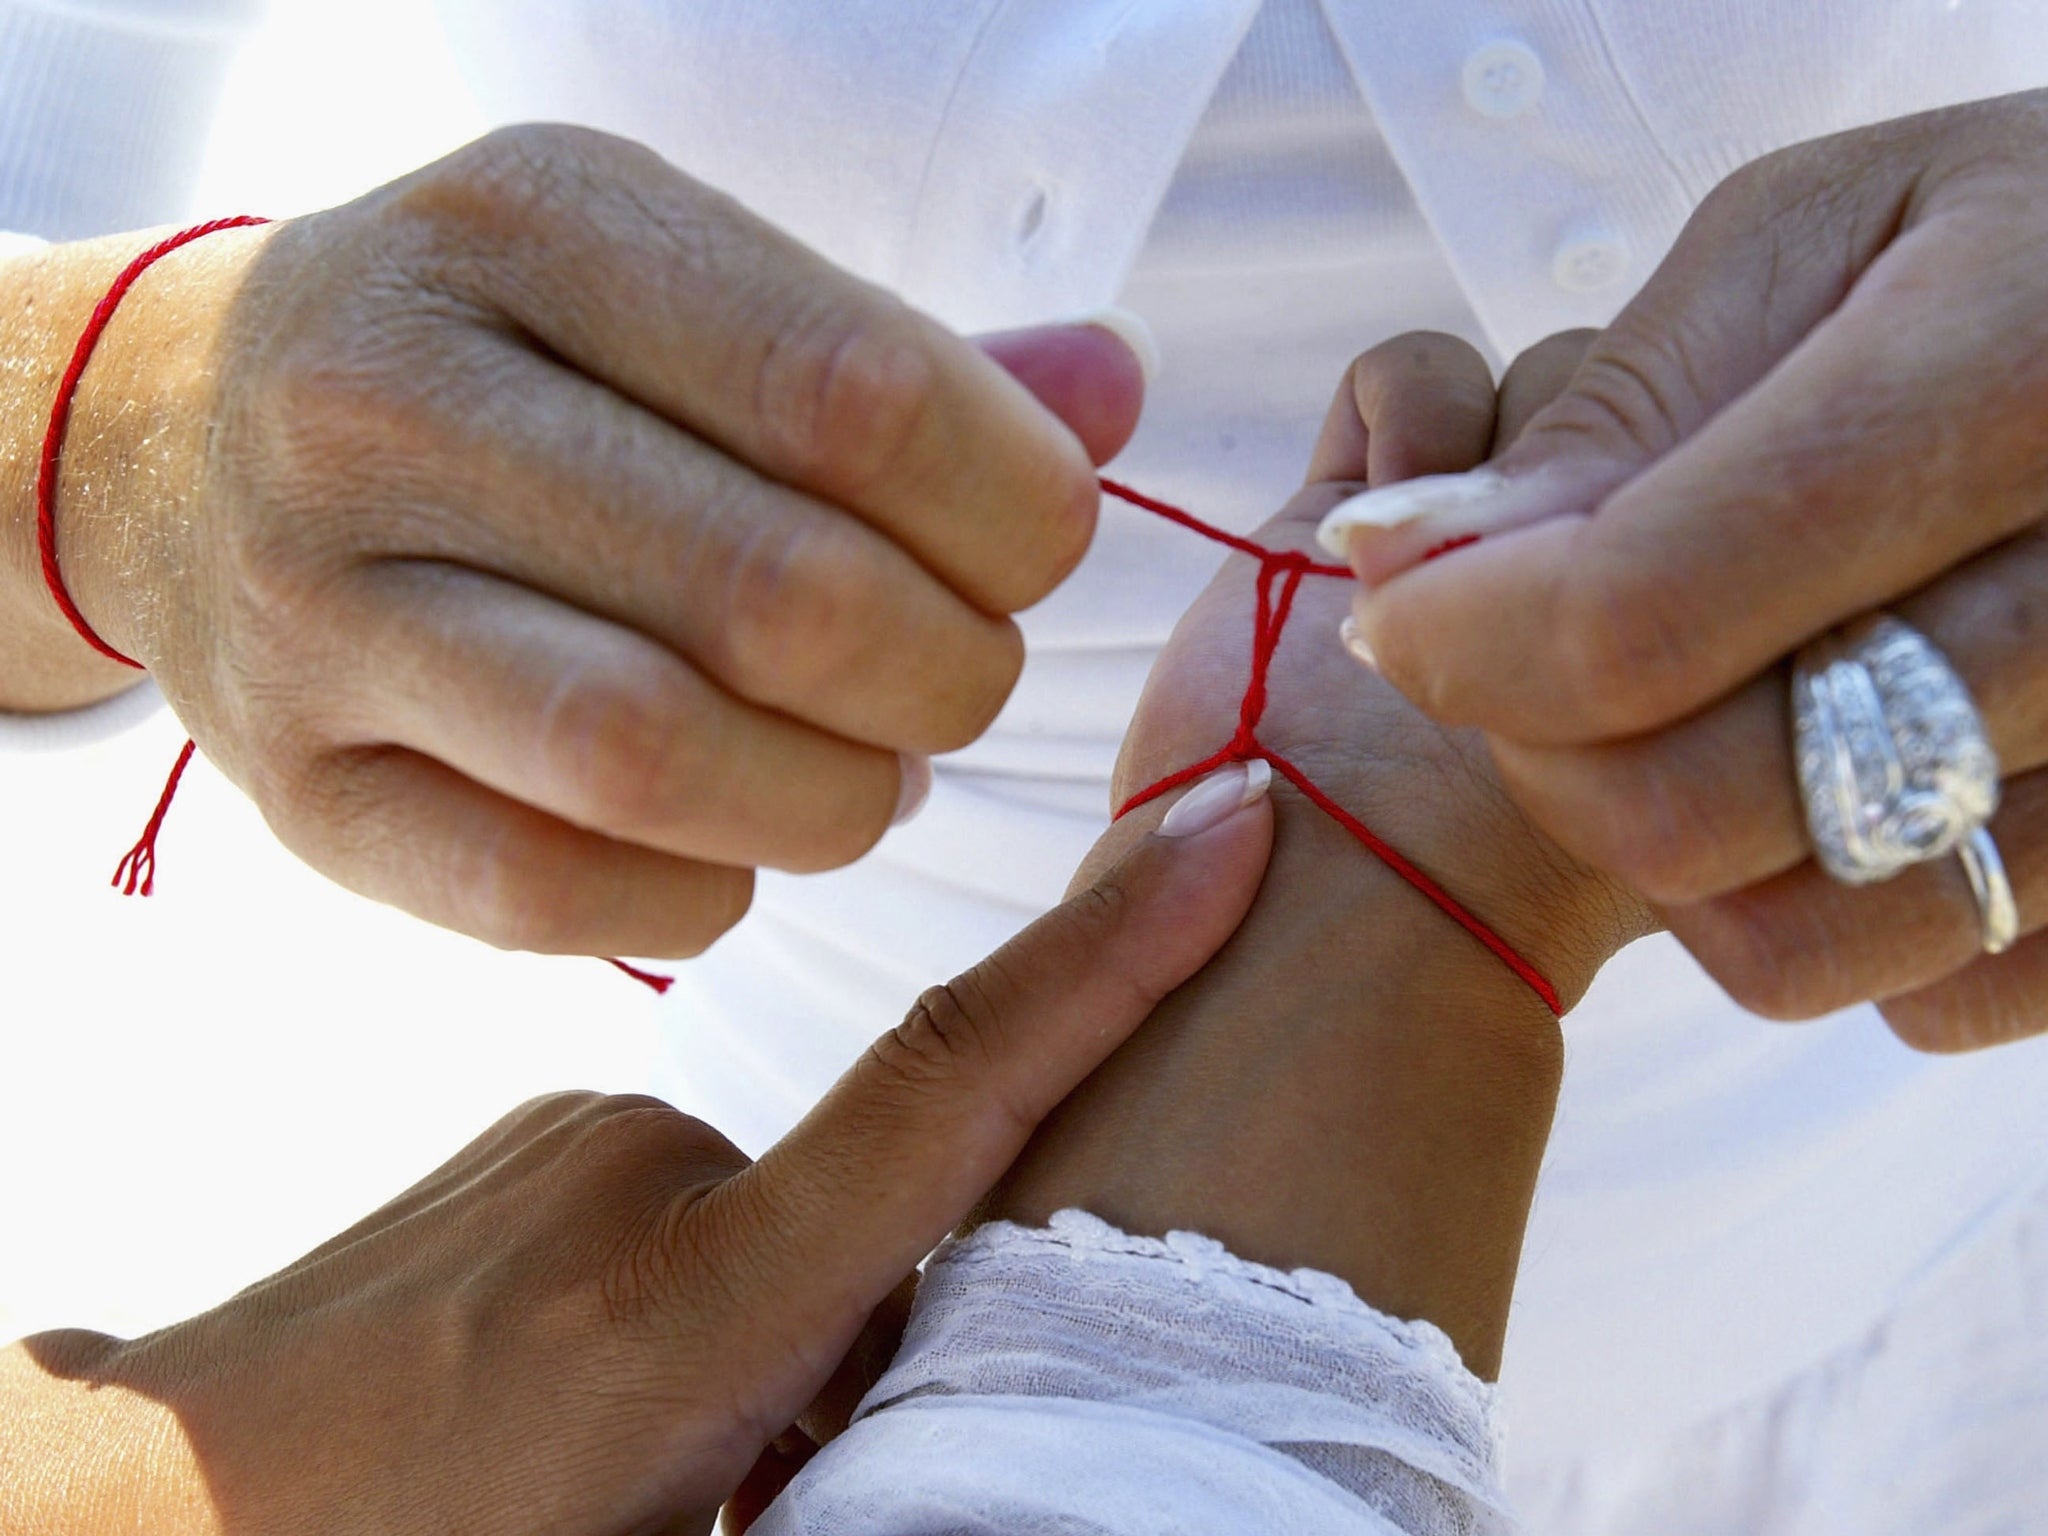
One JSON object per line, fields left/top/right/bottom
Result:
{"left": 1100, "top": 478, "right": 1560, "bottom": 1016}
{"left": 34, "top": 218, "right": 677, "bottom": 992}
{"left": 36, "top": 217, "right": 271, "bottom": 898}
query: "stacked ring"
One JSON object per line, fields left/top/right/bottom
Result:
{"left": 1791, "top": 614, "right": 2011, "bottom": 952}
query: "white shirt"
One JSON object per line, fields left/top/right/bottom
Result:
{"left": 6, "top": 0, "right": 2048, "bottom": 1520}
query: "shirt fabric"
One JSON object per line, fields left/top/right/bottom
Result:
{"left": 5, "top": 2, "right": 2048, "bottom": 1530}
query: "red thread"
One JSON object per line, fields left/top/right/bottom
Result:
{"left": 37, "top": 216, "right": 272, "bottom": 668}
{"left": 1420, "top": 532, "right": 1482, "bottom": 563}
{"left": 111, "top": 737, "right": 195, "bottom": 896}
{"left": 1101, "top": 480, "right": 1559, "bottom": 1016}
{"left": 36, "top": 218, "right": 271, "bottom": 905}
{"left": 606, "top": 958, "right": 676, "bottom": 995}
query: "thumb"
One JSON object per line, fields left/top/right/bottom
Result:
{"left": 1314, "top": 138, "right": 1921, "bottom": 587}
{"left": 694, "top": 760, "right": 1272, "bottom": 1417}
{"left": 978, "top": 309, "right": 1155, "bottom": 466}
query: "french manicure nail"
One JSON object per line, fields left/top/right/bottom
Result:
{"left": 893, "top": 753, "right": 933, "bottom": 826}
{"left": 1338, "top": 615, "right": 1376, "bottom": 670}
{"left": 1074, "top": 305, "right": 1160, "bottom": 386}
{"left": 1158, "top": 758, "right": 1273, "bottom": 838}
{"left": 1314, "top": 468, "right": 1509, "bottom": 558}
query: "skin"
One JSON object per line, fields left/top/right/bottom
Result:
{"left": 728, "top": 337, "right": 1653, "bottom": 1522}
{"left": 0, "top": 802, "right": 1274, "bottom": 1536}
{"left": 0, "top": 123, "right": 1143, "bottom": 959}
{"left": 1341, "top": 90, "right": 2048, "bottom": 1050}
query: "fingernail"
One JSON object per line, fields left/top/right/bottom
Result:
{"left": 1338, "top": 615, "right": 1376, "bottom": 670}
{"left": 893, "top": 753, "right": 933, "bottom": 826}
{"left": 1158, "top": 758, "right": 1272, "bottom": 838}
{"left": 1314, "top": 468, "right": 1509, "bottom": 558}
{"left": 1073, "top": 305, "right": 1160, "bottom": 387}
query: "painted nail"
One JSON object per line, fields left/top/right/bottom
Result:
{"left": 1158, "top": 759, "right": 1273, "bottom": 838}
{"left": 1314, "top": 468, "right": 1510, "bottom": 558}
{"left": 892, "top": 753, "right": 934, "bottom": 826}
{"left": 1074, "top": 305, "right": 1160, "bottom": 387}
{"left": 1338, "top": 615, "right": 1376, "bottom": 670}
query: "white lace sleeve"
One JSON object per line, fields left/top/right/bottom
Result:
{"left": 755, "top": 1210, "right": 1517, "bottom": 1535}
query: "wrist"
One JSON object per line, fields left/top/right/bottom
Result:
{"left": 0, "top": 222, "right": 272, "bottom": 709}
{"left": 0, "top": 1333, "right": 214, "bottom": 1536}
{"left": 1006, "top": 732, "right": 1626, "bottom": 1377}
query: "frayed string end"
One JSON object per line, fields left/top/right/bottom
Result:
{"left": 113, "top": 737, "right": 196, "bottom": 897}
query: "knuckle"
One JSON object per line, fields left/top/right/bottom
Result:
{"left": 576, "top": 1094, "right": 746, "bottom": 1174}
{"left": 712, "top": 513, "right": 868, "bottom": 708}
{"left": 1549, "top": 557, "right": 1711, "bottom": 735}
{"left": 1014, "top": 443, "right": 1101, "bottom": 605}
{"left": 1879, "top": 994, "right": 1972, "bottom": 1054}
{"left": 1685, "top": 895, "right": 1843, "bottom": 1021}
{"left": 875, "top": 970, "right": 1010, "bottom": 1092}
{"left": 1354, "top": 330, "right": 1489, "bottom": 394}
{"left": 411, "top": 123, "right": 616, "bottom": 232}
{"left": 935, "top": 618, "right": 1025, "bottom": 751}
{"left": 657, "top": 864, "right": 756, "bottom": 958}
{"left": 1530, "top": 343, "right": 1690, "bottom": 464}
{"left": 463, "top": 830, "right": 585, "bottom": 954}
{"left": 533, "top": 658, "right": 708, "bottom": 841}
{"left": 1596, "top": 761, "right": 1728, "bottom": 903}
{"left": 753, "top": 302, "right": 937, "bottom": 501}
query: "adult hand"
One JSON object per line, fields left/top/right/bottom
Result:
{"left": 24, "top": 124, "right": 1144, "bottom": 958}
{"left": 1330, "top": 90, "right": 2048, "bottom": 1050}
{"left": 0, "top": 796, "right": 1271, "bottom": 1536}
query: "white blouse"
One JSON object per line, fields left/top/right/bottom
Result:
{"left": 6, "top": 1, "right": 2048, "bottom": 1527}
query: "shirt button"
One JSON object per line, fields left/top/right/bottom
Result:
{"left": 1551, "top": 234, "right": 1630, "bottom": 292}
{"left": 1462, "top": 41, "right": 1545, "bottom": 119}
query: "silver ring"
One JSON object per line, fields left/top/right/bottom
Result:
{"left": 1791, "top": 614, "right": 2000, "bottom": 885}
{"left": 1956, "top": 827, "right": 2020, "bottom": 955}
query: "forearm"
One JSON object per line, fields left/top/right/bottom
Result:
{"left": 0, "top": 1334, "right": 214, "bottom": 1535}
{"left": 0, "top": 225, "right": 268, "bottom": 711}
{"left": 988, "top": 748, "right": 1605, "bottom": 1379}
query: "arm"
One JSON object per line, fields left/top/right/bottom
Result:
{"left": 0, "top": 127, "right": 1141, "bottom": 959}
{"left": 0, "top": 807, "right": 1272, "bottom": 1536}
{"left": 991, "top": 331, "right": 1642, "bottom": 1377}
{"left": 746, "top": 337, "right": 1649, "bottom": 1533}
{"left": 0, "top": 229, "right": 270, "bottom": 711}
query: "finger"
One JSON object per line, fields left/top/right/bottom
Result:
{"left": 418, "top": 125, "right": 1100, "bottom": 616}
{"left": 1661, "top": 767, "right": 2047, "bottom": 1021}
{"left": 1486, "top": 525, "right": 2048, "bottom": 904}
{"left": 978, "top": 313, "right": 1152, "bottom": 467}
{"left": 1348, "top": 140, "right": 2048, "bottom": 742}
{"left": 348, "top": 561, "right": 912, "bottom": 874}
{"left": 1321, "top": 137, "right": 1922, "bottom": 587}
{"left": 1880, "top": 926, "right": 2048, "bottom": 1053}
{"left": 721, "top": 1436, "right": 816, "bottom": 1535}
{"left": 361, "top": 340, "right": 1023, "bottom": 756}
{"left": 683, "top": 766, "right": 1275, "bottom": 1427}
{"left": 274, "top": 743, "right": 753, "bottom": 957}
{"left": 1305, "top": 331, "right": 1496, "bottom": 487}
{"left": 1491, "top": 329, "right": 1598, "bottom": 450}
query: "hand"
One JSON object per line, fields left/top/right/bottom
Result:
{"left": 29, "top": 124, "right": 1143, "bottom": 958}
{"left": 1335, "top": 90, "right": 2048, "bottom": 1049}
{"left": 1003, "top": 334, "right": 1648, "bottom": 1379}
{"left": 1091, "top": 331, "right": 1650, "bottom": 1017}
{"left": 1, "top": 799, "right": 1271, "bottom": 1536}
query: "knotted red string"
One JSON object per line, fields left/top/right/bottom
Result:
{"left": 1100, "top": 478, "right": 1560, "bottom": 1016}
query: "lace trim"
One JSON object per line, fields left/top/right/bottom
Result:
{"left": 938, "top": 1209, "right": 1497, "bottom": 1414}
